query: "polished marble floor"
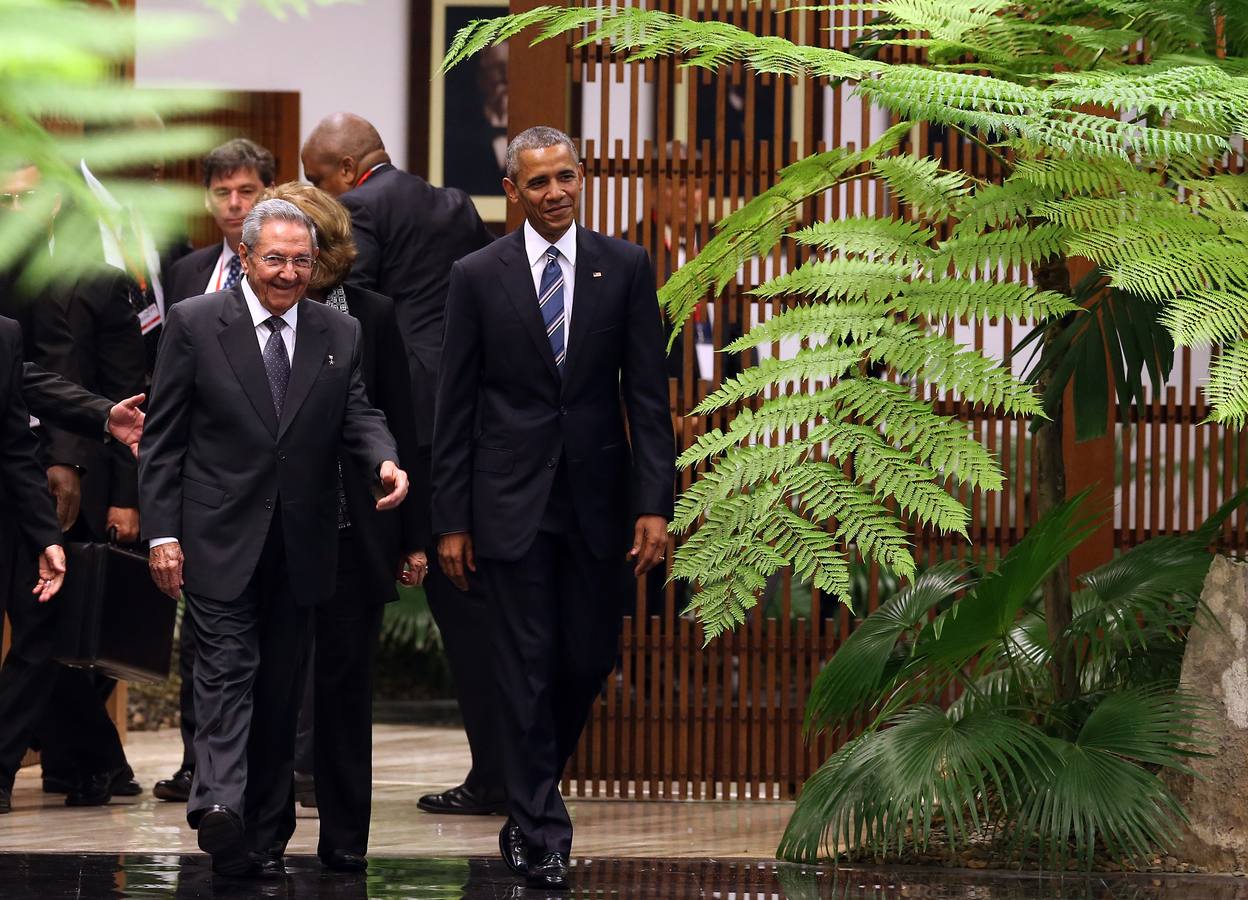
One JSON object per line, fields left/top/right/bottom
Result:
{"left": 0, "top": 725, "right": 790, "bottom": 857}
{"left": 1, "top": 854, "right": 1246, "bottom": 899}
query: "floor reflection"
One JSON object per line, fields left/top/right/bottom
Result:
{"left": 0, "top": 854, "right": 1245, "bottom": 899}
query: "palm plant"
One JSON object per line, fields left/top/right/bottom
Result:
{"left": 777, "top": 487, "right": 1245, "bottom": 868}
{"left": 443, "top": 1, "right": 1248, "bottom": 655}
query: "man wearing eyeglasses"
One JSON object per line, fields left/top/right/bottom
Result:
{"left": 139, "top": 199, "right": 409, "bottom": 879}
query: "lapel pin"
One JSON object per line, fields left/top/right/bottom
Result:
{"left": 327, "top": 354, "right": 335, "bottom": 367}
{"left": 592, "top": 271, "right": 603, "bottom": 278}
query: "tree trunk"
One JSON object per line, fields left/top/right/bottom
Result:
{"left": 1031, "top": 256, "right": 1078, "bottom": 707}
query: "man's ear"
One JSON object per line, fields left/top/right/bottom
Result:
{"left": 237, "top": 243, "right": 249, "bottom": 274}
{"left": 340, "top": 156, "right": 357, "bottom": 183}
{"left": 502, "top": 177, "right": 519, "bottom": 203}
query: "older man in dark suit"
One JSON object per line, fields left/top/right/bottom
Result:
{"left": 433, "top": 126, "right": 675, "bottom": 890}
{"left": 139, "top": 199, "right": 408, "bottom": 878}
{"left": 302, "top": 112, "right": 506, "bottom": 818}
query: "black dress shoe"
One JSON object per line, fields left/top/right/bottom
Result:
{"left": 527, "top": 852, "right": 569, "bottom": 890}
{"left": 319, "top": 849, "right": 367, "bottom": 872}
{"left": 153, "top": 766, "right": 193, "bottom": 803}
{"left": 499, "top": 819, "right": 529, "bottom": 876}
{"left": 0, "top": 786, "right": 11, "bottom": 814}
{"left": 197, "top": 805, "right": 254, "bottom": 876}
{"left": 249, "top": 850, "right": 287, "bottom": 879}
{"left": 109, "top": 765, "right": 142, "bottom": 797}
{"left": 418, "top": 783, "right": 506, "bottom": 815}
{"left": 65, "top": 772, "right": 112, "bottom": 807}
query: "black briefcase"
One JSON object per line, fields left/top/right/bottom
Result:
{"left": 53, "top": 538, "right": 176, "bottom": 683}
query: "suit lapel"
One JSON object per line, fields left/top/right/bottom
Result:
{"left": 561, "top": 226, "right": 602, "bottom": 389}
{"left": 277, "top": 301, "right": 329, "bottom": 440}
{"left": 217, "top": 288, "right": 279, "bottom": 438}
{"left": 498, "top": 230, "right": 560, "bottom": 384}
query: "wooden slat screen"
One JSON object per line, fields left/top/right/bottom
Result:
{"left": 505, "top": 0, "right": 1248, "bottom": 801}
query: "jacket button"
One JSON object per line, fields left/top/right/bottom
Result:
{"left": 264, "top": 499, "right": 273, "bottom": 510}
{"left": 559, "top": 406, "right": 568, "bottom": 416}
{"left": 546, "top": 458, "right": 556, "bottom": 469}
{"left": 278, "top": 452, "right": 287, "bottom": 462}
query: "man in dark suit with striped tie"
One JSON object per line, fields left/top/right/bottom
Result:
{"left": 433, "top": 126, "right": 675, "bottom": 890}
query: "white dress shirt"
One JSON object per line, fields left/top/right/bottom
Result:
{"left": 523, "top": 220, "right": 577, "bottom": 333}
{"left": 149, "top": 283, "right": 299, "bottom": 549}
{"left": 206, "top": 240, "right": 239, "bottom": 294}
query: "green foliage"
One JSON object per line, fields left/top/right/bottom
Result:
{"left": 781, "top": 492, "right": 1240, "bottom": 867}
{"left": 442, "top": 0, "right": 1248, "bottom": 642}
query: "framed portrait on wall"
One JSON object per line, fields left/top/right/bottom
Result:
{"left": 428, "top": 0, "right": 509, "bottom": 222}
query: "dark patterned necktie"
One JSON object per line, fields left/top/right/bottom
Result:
{"left": 262, "top": 316, "right": 289, "bottom": 418}
{"left": 539, "top": 246, "right": 566, "bottom": 370}
{"left": 223, "top": 254, "right": 242, "bottom": 291}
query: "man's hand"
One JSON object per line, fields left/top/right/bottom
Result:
{"left": 628, "top": 515, "right": 669, "bottom": 577}
{"left": 149, "top": 541, "right": 184, "bottom": 600}
{"left": 375, "top": 460, "right": 409, "bottom": 511}
{"left": 108, "top": 394, "right": 145, "bottom": 457}
{"left": 47, "top": 465, "right": 81, "bottom": 532}
{"left": 437, "top": 532, "right": 476, "bottom": 592}
{"left": 106, "top": 507, "right": 140, "bottom": 543}
{"left": 398, "top": 550, "right": 429, "bottom": 587}
{"left": 33, "top": 545, "right": 66, "bottom": 603}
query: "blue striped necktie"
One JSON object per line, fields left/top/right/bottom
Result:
{"left": 539, "top": 246, "right": 566, "bottom": 370}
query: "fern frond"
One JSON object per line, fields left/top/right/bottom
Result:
{"left": 894, "top": 278, "right": 1078, "bottom": 321}
{"left": 829, "top": 379, "right": 1005, "bottom": 489}
{"left": 952, "top": 178, "right": 1053, "bottom": 238}
{"left": 694, "top": 343, "right": 867, "bottom": 413}
{"left": 763, "top": 505, "right": 853, "bottom": 602}
{"left": 870, "top": 323, "right": 1045, "bottom": 414}
{"left": 659, "top": 123, "right": 912, "bottom": 334}
{"left": 1160, "top": 288, "right": 1248, "bottom": 345}
{"left": 723, "top": 302, "right": 891, "bottom": 353}
{"left": 1205, "top": 341, "right": 1248, "bottom": 427}
{"left": 784, "top": 462, "right": 917, "bottom": 577}
{"left": 872, "top": 155, "right": 972, "bottom": 220}
{"left": 1010, "top": 156, "right": 1160, "bottom": 197}
{"left": 792, "top": 217, "right": 935, "bottom": 262}
{"left": 934, "top": 223, "right": 1070, "bottom": 275}
{"left": 1106, "top": 239, "right": 1248, "bottom": 301}
{"left": 750, "top": 258, "right": 911, "bottom": 304}
{"left": 672, "top": 443, "right": 808, "bottom": 529}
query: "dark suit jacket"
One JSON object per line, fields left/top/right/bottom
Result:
{"left": 164, "top": 244, "right": 220, "bottom": 308}
{"left": 0, "top": 266, "right": 91, "bottom": 471}
{"left": 432, "top": 225, "right": 675, "bottom": 562}
{"left": 1, "top": 317, "right": 61, "bottom": 555}
{"left": 338, "top": 284, "right": 429, "bottom": 603}
{"left": 21, "top": 363, "right": 112, "bottom": 435}
{"left": 339, "top": 165, "right": 495, "bottom": 438}
{"left": 138, "top": 286, "right": 399, "bottom": 606}
{"left": 59, "top": 265, "right": 146, "bottom": 529}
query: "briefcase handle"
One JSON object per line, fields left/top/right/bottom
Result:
{"left": 105, "top": 524, "right": 151, "bottom": 564}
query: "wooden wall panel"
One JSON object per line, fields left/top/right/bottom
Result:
{"left": 506, "top": 1, "right": 1246, "bottom": 802}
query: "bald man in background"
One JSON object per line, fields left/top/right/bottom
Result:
{"left": 300, "top": 114, "right": 504, "bottom": 817}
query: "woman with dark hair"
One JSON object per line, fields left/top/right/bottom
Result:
{"left": 262, "top": 181, "right": 429, "bottom": 872}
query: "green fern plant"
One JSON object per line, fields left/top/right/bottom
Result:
{"left": 443, "top": 1, "right": 1248, "bottom": 644}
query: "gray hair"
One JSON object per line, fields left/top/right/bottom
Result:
{"left": 240, "top": 198, "right": 318, "bottom": 253}
{"left": 505, "top": 126, "right": 580, "bottom": 181}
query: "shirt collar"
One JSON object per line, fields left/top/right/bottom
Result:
{"left": 241, "top": 277, "right": 299, "bottom": 332}
{"left": 523, "top": 220, "right": 577, "bottom": 269}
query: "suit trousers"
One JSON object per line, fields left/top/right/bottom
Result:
{"left": 175, "top": 612, "right": 197, "bottom": 770}
{"left": 288, "top": 531, "right": 383, "bottom": 857}
{"left": 185, "top": 514, "right": 311, "bottom": 854}
{"left": 478, "top": 529, "right": 625, "bottom": 858}
{"left": 424, "top": 552, "right": 506, "bottom": 801}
